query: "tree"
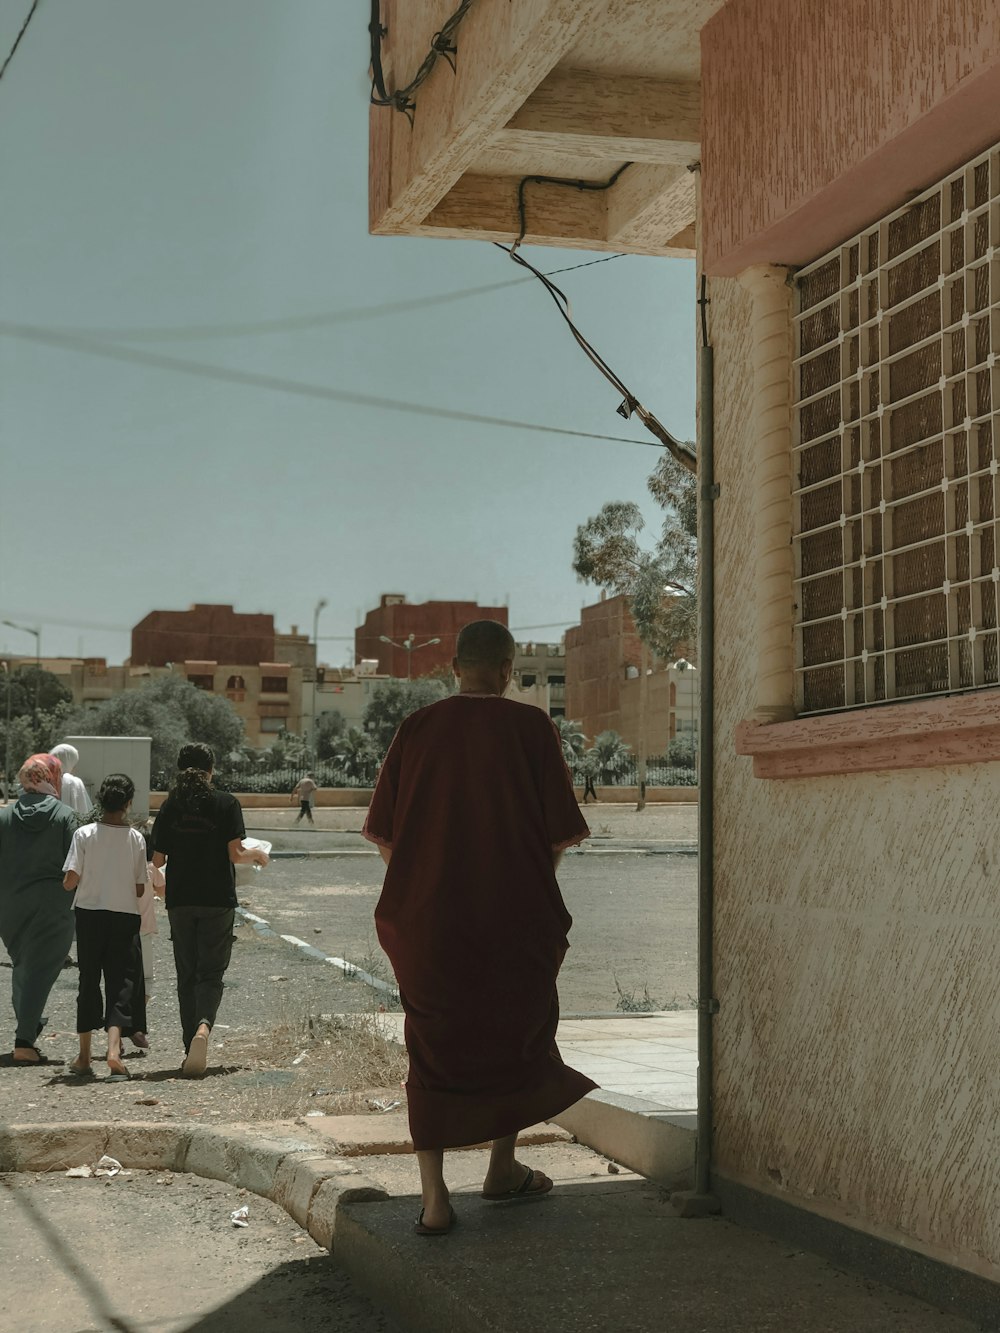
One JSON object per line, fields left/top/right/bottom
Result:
{"left": 0, "top": 666, "right": 72, "bottom": 717}
{"left": 588, "top": 730, "right": 632, "bottom": 785}
{"left": 334, "top": 727, "right": 379, "bottom": 783}
{"left": 314, "top": 709, "right": 346, "bottom": 761}
{"left": 363, "top": 678, "right": 450, "bottom": 756}
{"left": 62, "top": 675, "right": 244, "bottom": 776}
{"left": 554, "top": 716, "right": 587, "bottom": 763}
{"left": 572, "top": 450, "right": 697, "bottom": 660}
{"left": 0, "top": 667, "right": 74, "bottom": 775}
{"left": 572, "top": 450, "right": 696, "bottom": 809}
{"left": 667, "top": 734, "right": 696, "bottom": 769}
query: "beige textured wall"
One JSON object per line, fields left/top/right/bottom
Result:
{"left": 710, "top": 275, "right": 1000, "bottom": 1277}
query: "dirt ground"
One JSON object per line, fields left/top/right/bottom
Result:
{"left": 0, "top": 914, "right": 406, "bottom": 1126}
{"left": 0, "top": 1168, "right": 399, "bottom": 1332}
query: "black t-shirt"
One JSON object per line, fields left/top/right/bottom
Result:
{"left": 151, "top": 789, "right": 246, "bottom": 909}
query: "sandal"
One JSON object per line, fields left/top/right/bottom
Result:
{"left": 0, "top": 1049, "right": 65, "bottom": 1068}
{"left": 68, "top": 1063, "right": 95, "bottom": 1078}
{"left": 482, "top": 1166, "right": 553, "bottom": 1202}
{"left": 414, "top": 1205, "right": 456, "bottom": 1237}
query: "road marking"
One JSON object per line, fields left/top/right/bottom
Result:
{"left": 236, "top": 908, "right": 399, "bottom": 1002}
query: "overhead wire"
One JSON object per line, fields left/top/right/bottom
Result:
{"left": 495, "top": 242, "right": 698, "bottom": 475}
{"left": 0, "top": 320, "right": 660, "bottom": 450}
{"left": 20, "top": 254, "right": 626, "bottom": 344}
{"left": 0, "top": 0, "right": 39, "bottom": 83}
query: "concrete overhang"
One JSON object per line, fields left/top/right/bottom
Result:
{"left": 369, "top": 0, "right": 725, "bottom": 257}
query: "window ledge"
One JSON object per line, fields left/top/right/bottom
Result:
{"left": 734, "top": 688, "right": 1000, "bottom": 779}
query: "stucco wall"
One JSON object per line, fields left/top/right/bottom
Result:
{"left": 710, "top": 275, "right": 1000, "bottom": 1278}
{"left": 701, "top": 0, "right": 1000, "bottom": 274}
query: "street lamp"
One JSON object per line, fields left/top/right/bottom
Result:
{"left": 310, "top": 600, "right": 328, "bottom": 753}
{"left": 379, "top": 633, "right": 442, "bottom": 680}
{"left": 672, "top": 657, "right": 697, "bottom": 778}
{"left": 2, "top": 620, "right": 41, "bottom": 715}
{"left": 1, "top": 660, "right": 10, "bottom": 803}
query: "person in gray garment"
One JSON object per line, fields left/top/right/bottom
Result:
{"left": 0, "top": 754, "right": 77, "bottom": 1065}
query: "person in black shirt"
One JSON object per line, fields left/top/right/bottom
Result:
{"left": 151, "top": 743, "right": 268, "bottom": 1077}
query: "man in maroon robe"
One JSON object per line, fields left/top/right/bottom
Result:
{"left": 362, "top": 620, "right": 597, "bottom": 1234}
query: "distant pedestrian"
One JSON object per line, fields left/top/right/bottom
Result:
{"left": 62, "top": 774, "right": 148, "bottom": 1080}
{"left": 49, "top": 744, "right": 91, "bottom": 816}
{"left": 582, "top": 766, "right": 598, "bottom": 804}
{"left": 292, "top": 772, "right": 318, "bottom": 825}
{"left": 0, "top": 754, "right": 76, "bottom": 1066}
{"left": 151, "top": 743, "right": 268, "bottom": 1077}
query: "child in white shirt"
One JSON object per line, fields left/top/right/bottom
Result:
{"left": 62, "top": 773, "right": 148, "bottom": 1080}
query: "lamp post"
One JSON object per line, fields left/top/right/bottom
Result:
{"left": 1, "top": 660, "right": 10, "bottom": 803}
{"left": 2, "top": 620, "right": 41, "bottom": 716}
{"left": 672, "top": 657, "right": 697, "bottom": 780}
{"left": 378, "top": 633, "right": 442, "bottom": 679}
{"left": 310, "top": 600, "right": 328, "bottom": 752}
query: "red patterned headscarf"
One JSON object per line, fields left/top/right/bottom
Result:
{"left": 17, "top": 753, "right": 62, "bottom": 798}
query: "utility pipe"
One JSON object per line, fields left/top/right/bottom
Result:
{"left": 673, "top": 276, "right": 720, "bottom": 1216}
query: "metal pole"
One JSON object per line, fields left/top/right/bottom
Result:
{"left": 673, "top": 305, "right": 720, "bottom": 1217}
{"left": 33, "top": 629, "right": 40, "bottom": 717}
{"left": 2, "top": 661, "right": 10, "bottom": 803}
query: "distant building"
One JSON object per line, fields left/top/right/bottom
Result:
{"left": 132, "top": 604, "right": 279, "bottom": 669}
{"left": 25, "top": 605, "right": 326, "bottom": 748}
{"left": 512, "top": 641, "right": 566, "bottom": 718}
{"left": 565, "top": 593, "right": 697, "bottom": 753}
{"left": 355, "top": 594, "right": 507, "bottom": 678}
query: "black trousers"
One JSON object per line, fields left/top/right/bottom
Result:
{"left": 168, "top": 906, "right": 234, "bottom": 1052}
{"left": 295, "top": 799, "right": 314, "bottom": 823}
{"left": 74, "top": 908, "right": 146, "bottom": 1037}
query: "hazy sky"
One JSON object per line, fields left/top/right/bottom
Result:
{"left": 0, "top": 0, "right": 695, "bottom": 667}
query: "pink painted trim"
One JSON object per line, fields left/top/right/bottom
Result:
{"left": 702, "top": 16, "right": 1000, "bottom": 275}
{"left": 734, "top": 689, "right": 1000, "bottom": 779}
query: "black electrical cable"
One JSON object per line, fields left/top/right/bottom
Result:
{"left": 515, "top": 165, "right": 632, "bottom": 247}
{"left": 494, "top": 243, "right": 697, "bottom": 474}
{"left": 0, "top": 0, "right": 39, "bottom": 83}
{"left": 369, "top": 0, "right": 474, "bottom": 121}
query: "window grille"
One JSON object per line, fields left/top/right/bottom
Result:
{"left": 793, "top": 145, "right": 1000, "bottom": 714}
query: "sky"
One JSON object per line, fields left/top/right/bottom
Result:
{"left": 0, "top": 0, "right": 696, "bottom": 668}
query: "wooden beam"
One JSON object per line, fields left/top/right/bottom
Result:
{"left": 494, "top": 68, "right": 700, "bottom": 166}
{"left": 607, "top": 164, "right": 697, "bottom": 249}
{"left": 413, "top": 173, "right": 698, "bottom": 257}
{"left": 417, "top": 174, "right": 610, "bottom": 251}
{"left": 370, "top": 0, "right": 608, "bottom": 233}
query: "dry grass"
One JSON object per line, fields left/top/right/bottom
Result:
{"left": 221, "top": 1007, "right": 409, "bottom": 1121}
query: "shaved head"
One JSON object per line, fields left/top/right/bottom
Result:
{"left": 455, "top": 620, "right": 515, "bottom": 668}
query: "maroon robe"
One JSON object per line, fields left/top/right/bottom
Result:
{"left": 363, "top": 694, "right": 597, "bottom": 1150}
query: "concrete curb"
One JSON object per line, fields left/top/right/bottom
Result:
{"left": 0, "top": 1121, "right": 389, "bottom": 1251}
{"left": 552, "top": 1090, "right": 695, "bottom": 1188}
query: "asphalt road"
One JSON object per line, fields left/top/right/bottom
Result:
{"left": 239, "top": 851, "right": 696, "bottom": 1015}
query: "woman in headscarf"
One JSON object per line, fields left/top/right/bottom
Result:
{"left": 0, "top": 754, "right": 78, "bottom": 1065}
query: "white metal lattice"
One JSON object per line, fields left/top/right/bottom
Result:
{"left": 792, "top": 145, "right": 1000, "bottom": 715}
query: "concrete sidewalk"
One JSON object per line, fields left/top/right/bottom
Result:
{"left": 377, "top": 1011, "right": 698, "bottom": 1113}
{"left": 334, "top": 1140, "right": 978, "bottom": 1333}
{"left": 0, "top": 1119, "right": 984, "bottom": 1332}
{"left": 244, "top": 802, "right": 698, "bottom": 846}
